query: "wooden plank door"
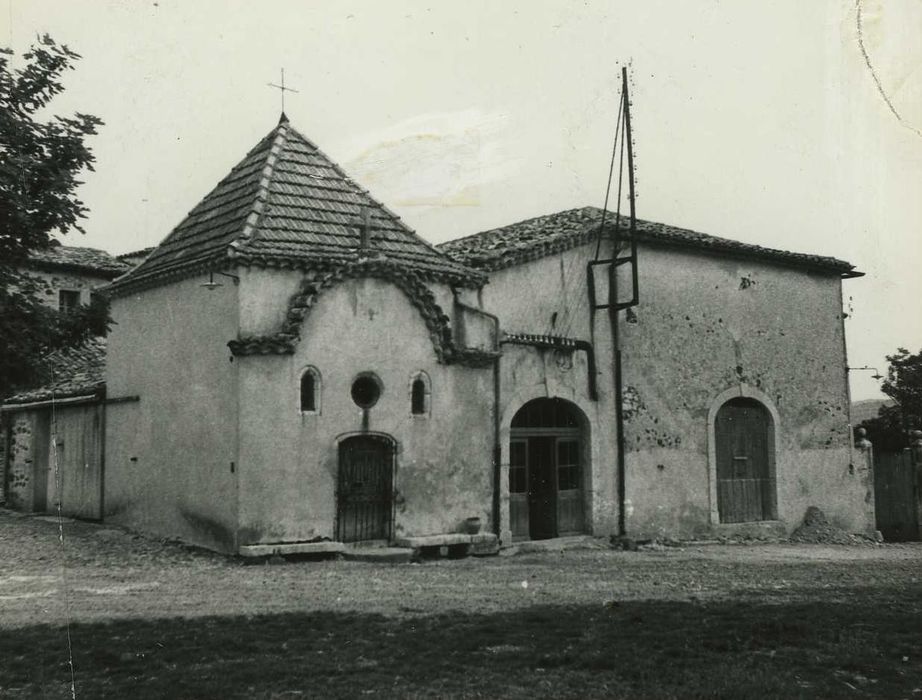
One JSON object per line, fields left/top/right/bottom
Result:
{"left": 716, "top": 400, "right": 774, "bottom": 523}
{"left": 337, "top": 436, "right": 393, "bottom": 543}
{"left": 874, "top": 450, "right": 919, "bottom": 542}
{"left": 48, "top": 405, "right": 103, "bottom": 520}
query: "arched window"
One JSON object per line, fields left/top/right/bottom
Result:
{"left": 300, "top": 367, "right": 321, "bottom": 413}
{"left": 410, "top": 371, "right": 431, "bottom": 417}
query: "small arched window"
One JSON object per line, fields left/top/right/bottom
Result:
{"left": 410, "top": 371, "right": 431, "bottom": 417}
{"left": 300, "top": 367, "right": 321, "bottom": 413}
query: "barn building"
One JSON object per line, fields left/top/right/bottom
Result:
{"left": 92, "top": 115, "right": 872, "bottom": 554}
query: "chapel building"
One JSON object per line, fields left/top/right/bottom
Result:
{"left": 97, "top": 116, "right": 871, "bottom": 554}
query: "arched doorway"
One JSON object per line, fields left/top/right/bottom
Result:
{"left": 510, "top": 398, "right": 586, "bottom": 540}
{"left": 336, "top": 434, "right": 395, "bottom": 542}
{"left": 715, "top": 398, "right": 776, "bottom": 523}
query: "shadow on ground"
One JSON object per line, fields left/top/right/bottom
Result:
{"left": 2, "top": 588, "right": 920, "bottom": 699}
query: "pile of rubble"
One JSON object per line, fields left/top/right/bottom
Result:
{"left": 789, "top": 506, "right": 880, "bottom": 545}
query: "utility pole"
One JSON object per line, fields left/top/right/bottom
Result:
{"left": 588, "top": 66, "right": 639, "bottom": 537}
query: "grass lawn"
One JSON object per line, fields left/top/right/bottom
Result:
{"left": 2, "top": 584, "right": 920, "bottom": 698}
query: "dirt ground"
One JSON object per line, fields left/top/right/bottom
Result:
{"left": 2, "top": 509, "right": 921, "bottom": 698}
{"left": 0, "top": 508, "right": 918, "bottom": 627}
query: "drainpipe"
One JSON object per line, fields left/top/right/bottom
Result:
{"left": 452, "top": 290, "right": 502, "bottom": 538}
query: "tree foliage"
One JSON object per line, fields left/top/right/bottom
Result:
{"left": 857, "top": 347, "right": 922, "bottom": 450}
{"left": 0, "top": 35, "right": 108, "bottom": 396}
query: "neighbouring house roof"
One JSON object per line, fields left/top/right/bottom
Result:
{"left": 2, "top": 337, "right": 106, "bottom": 406}
{"left": 106, "top": 114, "right": 485, "bottom": 297}
{"left": 439, "top": 206, "right": 862, "bottom": 278}
{"left": 116, "top": 246, "right": 156, "bottom": 265}
{"left": 27, "top": 245, "right": 130, "bottom": 279}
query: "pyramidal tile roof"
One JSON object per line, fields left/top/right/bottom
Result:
{"left": 107, "top": 115, "right": 484, "bottom": 295}
{"left": 439, "top": 206, "right": 861, "bottom": 278}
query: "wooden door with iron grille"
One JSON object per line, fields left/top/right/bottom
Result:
{"left": 336, "top": 435, "right": 393, "bottom": 543}
{"left": 716, "top": 399, "right": 775, "bottom": 523}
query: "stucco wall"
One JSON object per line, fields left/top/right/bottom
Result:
{"left": 236, "top": 273, "right": 494, "bottom": 545}
{"left": 479, "top": 242, "right": 621, "bottom": 540}
{"left": 104, "top": 274, "right": 240, "bottom": 552}
{"left": 619, "top": 244, "right": 868, "bottom": 537}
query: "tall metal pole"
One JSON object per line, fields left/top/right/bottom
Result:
{"left": 611, "top": 66, "right": 635, "bottom": 536}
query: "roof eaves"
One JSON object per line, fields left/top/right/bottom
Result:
{"left": 101, "top": 250, "right": 231, "bottom": 298}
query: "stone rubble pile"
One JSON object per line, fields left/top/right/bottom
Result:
{"left": 789, "top": 506, "right": 879, "bottom": 546}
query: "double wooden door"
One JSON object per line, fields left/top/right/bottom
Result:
{"left": 509, "top": 432, "right": 583, "bottom": 540}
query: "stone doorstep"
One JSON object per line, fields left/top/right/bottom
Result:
{"left": 394, "top": 533, "right": 476, "bottom": 548}
{"left": 239, "top": 533, "right": 500, "bottom": 560}
{"left": 395, "top": 532, "right": 500, "bottom": 559}
{"left": 238, "top": 541, "right": 346, "bottom": 558}
{"left": 503, "top": 535, "right": 602, "bottom": 554}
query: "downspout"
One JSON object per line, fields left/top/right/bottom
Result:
{"left": 452, "top": 291, "right": 503, "bottom": 538}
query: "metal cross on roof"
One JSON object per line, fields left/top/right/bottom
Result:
{"left": 267, "top": 68, "right": 299, "bottom": 113}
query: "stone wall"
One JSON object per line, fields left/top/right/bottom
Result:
{"left": 5, "top": 412, "right": 40, "bottom": 511}
{"left": 24, "top": 268, "right": 110, "bottom": 309}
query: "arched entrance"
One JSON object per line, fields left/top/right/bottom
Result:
{"left": 510, "top": 398, "right": 586, "bottom": 540}
{"left": 715, "top": 398, "right": 776, "bottom": 523}
{"left": 336, "top": 434, "right": 395, "bottom": 542}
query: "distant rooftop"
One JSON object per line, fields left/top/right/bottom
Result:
{"left": 439, "top": 207, "right": 861, "bottom": 278}
{"left": 28, "top": 245, "right": 130, "bottom": 278}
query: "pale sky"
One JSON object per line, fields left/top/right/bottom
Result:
{"left": 4, "top": 0, "right": 921, "bottom": 401}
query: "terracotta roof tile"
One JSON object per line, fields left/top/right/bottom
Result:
{"left": 439, "top": 206, "right": 860, "bottom": 277}
{"left": 28, "top": 246, "right": 130, "bottom": 278}
{"left": 4, "top": 338, "right": 106, "bottom": 405}
{"left": 107, "top": 117, "right": 484, "bottom": 295}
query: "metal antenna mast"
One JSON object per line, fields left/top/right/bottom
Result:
{"left": 586, "top": 66, "right": 639, "bottom": 537}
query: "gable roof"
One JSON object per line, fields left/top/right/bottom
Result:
{"left": 28, "top": 245, "right": 130, "bottom": 279}
{"left": 2, "top": 337, "right": 106, "bottom": 406}
{"left": 439, "top": 206, "right": 862, "bottom": 278}
{"left": 106, "top": 115, "right": 484, "bottom": 296}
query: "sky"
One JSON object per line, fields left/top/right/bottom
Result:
{"left": 4, "top": 0, "right": 921, "bottom": 401}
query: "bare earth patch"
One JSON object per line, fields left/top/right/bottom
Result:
{"left": 1, "top": 510, "right": 920, "bottom": 698}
